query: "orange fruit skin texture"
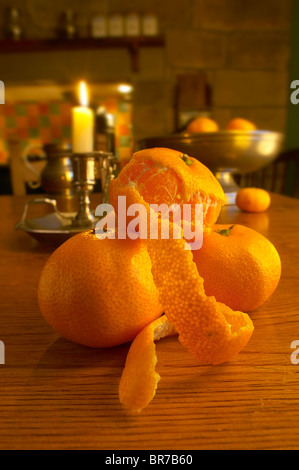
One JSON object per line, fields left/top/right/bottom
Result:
{"left": 226, "top": 118, "right": 257, "bottom": 131}
{"left": 38, "top": 231, "right": 163, "bottom": 348}
{"left": 192, "top": 224, "right": 281, "bottom": 312}
{"left": 186, "top": 117, "right": 219, "bottom": 133}
{"left": 236, "top": 187, "right": 271, "bottom": 213}
{"left": 110, "top": 147, "right": 226, "bottom": 232}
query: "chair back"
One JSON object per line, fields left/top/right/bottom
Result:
{"left": 235, "top": 149, "right": 299, "bottom": 198}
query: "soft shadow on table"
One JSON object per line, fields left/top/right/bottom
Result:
{"left": 19, "top": 337, "right": 132, "bottom": 420}
{"left": 34, "top": 336, "right": 130, "bottom": 372}
{"left": 35, "top": 335, "right": 217, "bottom": 383}
{"left": 218, "top": 207, "right": 270, "bottom": 236}
{"left": 4, "top": 228, "right": 62, "bottom": 254}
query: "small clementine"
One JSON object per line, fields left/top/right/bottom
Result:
{"left": 236, "top": 187, "right": 271, "bottom": 213}
{"left": 192, "top": 224, "right": 281, "bottom": 312}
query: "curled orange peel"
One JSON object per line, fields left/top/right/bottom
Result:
{"left": 119, "top": 222, "right": 254, "bottom": 411}
{"left": 119, "top": 315, "right": 177, "bottom": 412}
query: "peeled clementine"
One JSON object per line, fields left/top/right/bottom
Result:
{"left": 38, "top": 231, "right": 163, "bottom": 348}
{"left": 186, "top": 117, "right": 219, "bottom": 133}
{"left": 226, "top": 118, "right": 257, "bottom": 131}
{"left": 109, "top": 148, "right": 257, "bottom": 411}
{"left": 192, "top": 224, "right": 281, "bottom": 312}
{"left": 110, "top": 147, "right": 226, "bottom": 233}
{"left": 236, "top": 187, "right": 271, "bottom": 213}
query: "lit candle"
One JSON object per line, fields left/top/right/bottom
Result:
{"left": 72, "top": 81, "right": 94, "bottom": 153}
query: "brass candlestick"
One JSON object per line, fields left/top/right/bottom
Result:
{"left": 71, "top": 151, "right": 115, "bottom": 228}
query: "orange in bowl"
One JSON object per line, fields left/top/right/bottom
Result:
{"left": 186, "top": 117, "right": 219, "bottom": 133}
{"left": 226, "top": 118, "right": 257, "bottom": 131}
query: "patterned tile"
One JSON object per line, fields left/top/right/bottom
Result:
{"left": 0, "top": 97, "right": 133, "bottom": 164}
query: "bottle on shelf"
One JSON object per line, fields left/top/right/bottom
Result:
{"left": 124, "top": 12, "right": 141, "bottom": 37}
{"left": 6, "top": 8, "right": 23, "bottom": 40}
{"left": 58, "top": 10, "right": 77, "bottom": 39}
{"left": 142, "top": 12, "right": 158, "bottom": 36}
{"left": 91, "top": 15, "right": 107, "bottom": 38}
{"left": 108, "top": 13, "right": 124, "bottom": 37}
{"left": 95, "top": 106, "right": 115, "bottom": 154}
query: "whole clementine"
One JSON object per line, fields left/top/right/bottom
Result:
{"left": 236, "top": 187, "right": 271, "bottom": 213}
{"left": 192, "top": 224, "right": 281, "bottom": 312}
{"left": 186, "top": 117, "right": 219, "bottom": 133}
{"left": 38, "top": 231, "right": 163, "bottom": 348}
{"left": 226, "top": 118, "right": 257, "bottom": 131}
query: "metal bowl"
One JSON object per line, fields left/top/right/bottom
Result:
{"left": 138, "top": 130, "right": 284, "bottom": 204}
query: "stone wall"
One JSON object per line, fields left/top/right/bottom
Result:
{"left": 0, "top": 0, "right": 293, "bottom": 143}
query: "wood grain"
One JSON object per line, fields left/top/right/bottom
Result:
{"left": 0, "top": 193, "right": 299, "bottom": 450}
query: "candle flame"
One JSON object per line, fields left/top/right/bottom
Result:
{"left": 118, "top": 83, "right": 133, "bottom": 94}
{"left": 78, "top": 81, "right": 89, "bottom": 107}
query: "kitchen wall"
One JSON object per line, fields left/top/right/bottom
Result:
{"left": 0, "top": 0, "right": 293, "bottom": 145}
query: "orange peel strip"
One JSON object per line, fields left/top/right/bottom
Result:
{"left": 119, "top": 315, "right": 177, "bottom": 412}
{"left": 146, "top": 232, "right": 254, "bottom": 366}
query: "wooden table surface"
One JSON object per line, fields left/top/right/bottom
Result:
{"left": 0, "top": 193, "right": 299, "bottom": 450}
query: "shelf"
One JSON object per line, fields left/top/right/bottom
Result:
{"left": 0, "top": 36, "right": 165, "bottom": 72}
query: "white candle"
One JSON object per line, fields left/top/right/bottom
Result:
{"left": 72, "top": 81, "right": 94, "bottom": 153}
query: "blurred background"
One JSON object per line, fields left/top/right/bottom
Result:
{"left": 0, "top": 0, "right": 298, "bottom": 198}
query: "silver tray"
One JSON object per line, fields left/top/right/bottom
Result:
{"left": 14, "top": 198, "right": 90, "bottom": 245}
